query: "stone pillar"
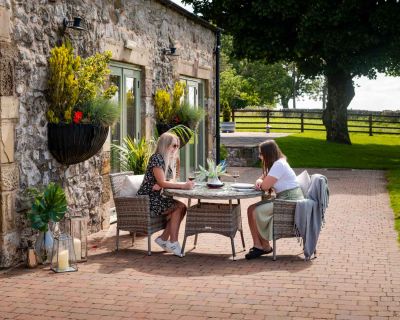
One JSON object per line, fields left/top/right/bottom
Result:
{"left": 0, "top": 5, "right": 20, "bottom": 268}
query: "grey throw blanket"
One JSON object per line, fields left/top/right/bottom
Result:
{"left": 294, "top": 174, "right": 329, "bottom": 260}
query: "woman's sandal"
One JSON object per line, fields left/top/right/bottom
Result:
{"left": 245, "top": 246, "right": 273, "bottom": 260}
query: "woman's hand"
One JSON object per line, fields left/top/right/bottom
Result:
{"left": 255, "top": 178, "right": 263, "bottom": 190}
{"left": 152, "top": 184, "right": 162, "bottom": 191}
{"left": 182, "top": 181, "right": 195, "bottom": 190}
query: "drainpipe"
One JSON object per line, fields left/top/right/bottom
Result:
{"left": 215, "top": 29, "right": 221, "bottom": 164}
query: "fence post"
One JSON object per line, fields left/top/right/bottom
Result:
{"left": 267, "top": 109, "right": 270, "bottom": 125}
{"left": 231, "top": 109, "right": 235, "bottom": 122}
{"left": 369, "top": 114, "right": 373, "bottom": 136}
{"left": 301, "top": 112, "right": 304, "bottom": 132}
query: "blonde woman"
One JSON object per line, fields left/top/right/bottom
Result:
{"left": 137, "top": 132, "right": 194, "bottom": 257}
{"left": 246, "top": 140, "right": 304, "bottom": 260}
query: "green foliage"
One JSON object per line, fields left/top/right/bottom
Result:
{"left": 154, "top": 82, "right": 186, "bottom": 124}
{"left": 198, "top": 159, "right": 227, "bottom": 180}
{"left": 47, "top": 42, "right": 117, "bottom": 126}
{"left": 47, "top": 42, "right": 80, "bottom": 124}
{"left": 176, "top": 102, "right": 205, "bottom": 130}
{"left": 168, "top": 124, "right": 194, "bottom": 147}
{"left": 112, "top": 137, "right": 155, "bottom": 174}
{"left": 80, "top": 97, "right": 120, "bottom": 127}
{"left": 27, "top": 183, "right": 68, "bottom": 232}
{"left": 184, "top": 0, "right": 400, "bottom": 143}
{"left": 221, "top": 101, "right": 231, "bottom": 122}
{"left": 220, "top": 144, "right": 228, "bottom": 161}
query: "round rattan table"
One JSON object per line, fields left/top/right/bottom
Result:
{"left": 164, "top": 182, "right": 263, "bottom": 259}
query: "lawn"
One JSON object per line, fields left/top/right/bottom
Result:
{"left": 272, "top": 132, "right": 400, "bottom": 241}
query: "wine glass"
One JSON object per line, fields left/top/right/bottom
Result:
{"left": 232, "top": 170, "right": 240, "bottom": 183}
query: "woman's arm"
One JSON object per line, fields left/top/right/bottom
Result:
{"left": 153, "top": 167, "right": 194, "bottom": 190}
{"left": 255, "top": 175, "right": 277, "bottom": 192}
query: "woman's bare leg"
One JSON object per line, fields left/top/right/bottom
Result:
{"left": 247, "top": 204, "right": 271, "bottom": 250}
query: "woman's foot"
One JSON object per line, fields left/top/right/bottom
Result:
{"left": 154, "top": 237, "right": 168, "bottom": 251}
{"left": 166, "top": 241, "right": 184, "bottom": 257}
{"left": 245, "top": 246, "right": 273, "bottom": 260}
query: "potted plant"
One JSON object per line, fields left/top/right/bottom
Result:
{"left": 220, "top": 101, "right": 235, "bottom": 133}
{"left": 47, "top": 42, "right": 119, "bottom": 165}
{"left": 198, "top": 158, "right": 227, "bottom": 186}
{"left": 27, "top": 183, "right": 68, "bottom": 264}
{"left": 112, "top": 136, "right": 156, "bottom": 174}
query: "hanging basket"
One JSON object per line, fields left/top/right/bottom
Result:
{"left": 48, "top": 123, "right": 109, "bottom": 165}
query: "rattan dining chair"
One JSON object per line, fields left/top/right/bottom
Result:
{"left": 272, "top": 199, "right": 300, "bottom": 261}
{"left": 110, "top": 172, "right": 167, "bottom": 255}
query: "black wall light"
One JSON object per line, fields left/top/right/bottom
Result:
{"left": 162, "top": 46, "right": 177, "bottom": 55}
{"left": 63, "top": 17, "right": 86, "bottom": 32}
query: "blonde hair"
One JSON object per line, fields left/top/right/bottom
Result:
{"left": 155, "top": 132, "right": 179, "bottom": 180}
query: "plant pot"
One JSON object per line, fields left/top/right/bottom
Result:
{"left": 156, "top": 123, "right": 174, "bottom": 135}
{"left": 48, "top": 123, "right": 109, "bottom": 165}
{"left": 220, "top": 122, "right": 235, "bottom": 133}
{"left": 34, "top": 230, "right": 54, "bottom": 264}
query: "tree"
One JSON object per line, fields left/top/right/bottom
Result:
{"left": 183, "top": 0, "right": 400, "bottom": 144}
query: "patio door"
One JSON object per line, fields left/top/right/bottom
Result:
{"left": 179, "top": 78, "right": 205, "bottom": 180}
{"left": 109, "top": 64, "right": 141, "bottom": 172}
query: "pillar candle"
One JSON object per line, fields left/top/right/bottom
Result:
{"left": 58, "top": 250, "right": 69, "bottom": 270}
{"left": 73, "top": 238, "right": 81, "bottom": 260}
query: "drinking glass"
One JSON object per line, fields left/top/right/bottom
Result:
{"left": 232, "top": 170, "right": 240, "bottom": 183}
{"left": 188, "top": 171, "right": 196, "bottom": 182}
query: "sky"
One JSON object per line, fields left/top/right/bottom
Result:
{"left": 171, "top": 0, "right": 400, "bottom": 112}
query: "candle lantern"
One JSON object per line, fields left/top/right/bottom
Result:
{"left": 50, "top": 233, "right": 78, "bottom": 273}
{"left": 66, "top": 217, "right": 88, "bottom": 262}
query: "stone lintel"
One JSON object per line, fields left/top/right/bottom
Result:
{"left": 0, "top": 121, "right": 15, "bottom": 163}
{"left": 0, "top": 162, "right": 19, "bottom": 191}
{"left": 0, "top": 96, "right": 19, "bottom": 120}
{"left": 105, "top": 40, "right": 149, "bottom": 66}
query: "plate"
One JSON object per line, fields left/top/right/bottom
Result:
{"left": 207, "top": 183, "right": 224, "bottom": 189}
{"left": 231, "top": 183, "right": 254, "bottom": 189}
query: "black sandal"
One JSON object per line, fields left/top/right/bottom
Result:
{"left": 245, "top": 247, "right": 273, "bottom": 260}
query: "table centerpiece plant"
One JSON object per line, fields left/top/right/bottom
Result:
{"left": 198, "top": 158, "right": 227, "bottom": 185}
{"left": 27, "top": 182, "right": 68, "bottom": 264}
{"left": 46, "top": 41, "right": 119, "bottom": 165}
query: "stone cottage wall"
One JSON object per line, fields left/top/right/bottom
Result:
{"left": 0, "top": 0, "right": 216, "bottom": 267}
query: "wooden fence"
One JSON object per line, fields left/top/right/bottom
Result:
{"left": 230, "top": 109, "right": 400, "bottom": 135}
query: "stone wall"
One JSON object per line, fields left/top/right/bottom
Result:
{"left": 0, "top": 0, "right": 216, "bottom": 267}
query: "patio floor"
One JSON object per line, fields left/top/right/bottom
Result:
{"left": 1, "top": 168, "right": 400, "bottom": 319}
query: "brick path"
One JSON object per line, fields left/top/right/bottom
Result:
{"left": 1, "top": 169, "right": 399, "bottom": 320}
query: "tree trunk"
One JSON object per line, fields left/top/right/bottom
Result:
{"left": 322, "top": 71, "right": 354, "bottom": 144}
{"left": 281, "top": 97, "right": 289, "bottom": 109}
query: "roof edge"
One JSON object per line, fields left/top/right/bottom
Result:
{"left": 156, "top": 0, "right": 220, "bottom": 32}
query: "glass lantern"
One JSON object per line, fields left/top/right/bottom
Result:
{"left": 66, "top": 217, "right": 88, "bottom": 262}
{"left": 50, "top": 233, "right": 78, "bottom": 273}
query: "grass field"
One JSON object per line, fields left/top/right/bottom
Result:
{"left": 269, "top": 132, "right": 400, "bottom": 241}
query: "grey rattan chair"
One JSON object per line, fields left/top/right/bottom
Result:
{"left": 272, "top": 199, "right": 303, "bottom": 261}
{"left": 110, "top": 172, "right": 167, "bottom": 255}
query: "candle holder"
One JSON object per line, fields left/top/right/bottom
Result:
{"left": 65, "top": 217, "right": 88, "bottom": 262}
{"left": 50, "top": 233, "right": 78, "bottom": 273}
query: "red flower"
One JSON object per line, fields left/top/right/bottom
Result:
{"left": 73, "top": 111, "right": 83, "bottom": 124}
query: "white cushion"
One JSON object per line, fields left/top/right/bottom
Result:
{"left": 118, "top": 174, "right": 144, "bottom": 197}
{"left": 296, "top": 170, "right": 311, "bottom": 197}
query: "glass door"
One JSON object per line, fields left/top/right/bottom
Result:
{"left": 109, "top": 64, "right": 141, "bottom": 172}
{"left": 179, "top": 78, "right": 205, "bottom": 180}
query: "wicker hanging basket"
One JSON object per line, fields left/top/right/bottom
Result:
{"left": 48, "top": 123, "right": 109, "bottom": 165}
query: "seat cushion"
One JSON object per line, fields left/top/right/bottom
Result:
{"left": 118, "top": 174, "right": 144, "bottom": 197}
{"left": 296, "top": 170, "right": 311, "bottom": 197}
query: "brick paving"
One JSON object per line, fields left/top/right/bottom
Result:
{"left": 1, "top": 168, "right": 400, "bottom": 320}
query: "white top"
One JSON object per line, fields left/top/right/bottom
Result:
{"left": 268, "top": 158, "right": 299, "bottom": 193}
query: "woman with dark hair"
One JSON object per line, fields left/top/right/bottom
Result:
{"left": 245, "top": 140, "right": 304, "bottom": 260}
